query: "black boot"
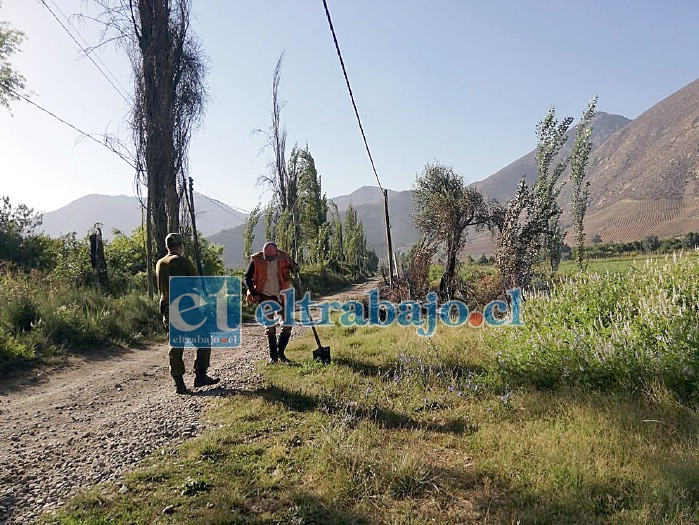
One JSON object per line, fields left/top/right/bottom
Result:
{"left": 194, "top": 369, "right": 220, "bottom": 387}
{"left": 267, "top": 332, "right": 279, "bottom": 364}
{"left": 277, "top": 332, "right": 291, "bottom": 363}
{"left": 174, "top": 376, "right": 189, "bottom": 395}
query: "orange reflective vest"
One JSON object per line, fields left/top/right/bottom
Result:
{"left": 245, "top": 250, "right": 293, "bottom": 303}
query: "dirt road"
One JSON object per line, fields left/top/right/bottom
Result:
{"left": 0, "top": 278, "right": 380, "bottom": 524}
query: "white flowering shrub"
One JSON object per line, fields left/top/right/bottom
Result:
{"left": 490, "top": 254, "right": 699, "bottom": 400}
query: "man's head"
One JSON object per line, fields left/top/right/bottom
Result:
{"left": 165, "top": 233, "right": 185, "bottom": 256}
{"left": 262, "top": 241, "right": 278, "bottom": 261}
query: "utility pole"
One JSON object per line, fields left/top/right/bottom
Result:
{"left": 188, "top": 177, "right": 205, "bottom": 276}
{"left": 383, "top": 188, "right": 394, "bottom": 288}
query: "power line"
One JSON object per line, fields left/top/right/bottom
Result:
{"left": 1, "top": 80, "right": 137, "bottom": 170}
{"left": 321, "top": 0, "right": 383, "bottom": 191}
{"left": 38, "top": 0, "right": 132, "bottom": 107}
{"left": 196, "top": 192, "right": 248, "bottom": 223}
{"left": 390, "top": 215, "right": 414, "bottom": 228}
{"left": 4, "top": 81, "right": 247, "bottom": 230}
{"left": 46, "top": 0, "right": 132, "bottom": 99}
{"left": 194, "top": 180, "right": 252, "bottom": 214}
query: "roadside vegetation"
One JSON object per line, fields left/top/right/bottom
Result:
{"left": 0, "top": 193, "right": 373, "bottom": 373}
{"left": 49, "top": 254, "right": 699, "bottom": 524}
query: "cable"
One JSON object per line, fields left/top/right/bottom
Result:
{"left": 38, "top": 0, "right": 132, "bottom": 107}
{"left": 196, "top": 192, "right": 248, "bottom": 223}
{"left": 46, "top": 0, "right": 132, "bottom": 99}
{"left": 321, "top": 0, "right": 383, "bottom": 191}
{"left": 390, "top": 215, "right": 414, "bottom": 227}
{"left": 46, "top": 0, "right": 131, "bottom": 97}
{"left": 1, "top": 80, "right": 137, "bottom": 169}
{"left": 3, "top": 80, "right": 246, "bottom": 229}
{"left": 194, "top": 180, "right": 252, "bottom": 214}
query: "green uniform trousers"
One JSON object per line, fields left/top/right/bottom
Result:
{"left": 163, "top": 312, "right": 211, "bottom": 378}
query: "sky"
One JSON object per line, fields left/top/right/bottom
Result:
{"left": 2, "top": 0, "right": 699, "bottom": 215}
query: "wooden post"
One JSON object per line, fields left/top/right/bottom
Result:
{"left": 188, "top": 177, "right": 205, "bottom": 276}
{"left": 383, "top": 189, "right": 394, "bottom": 288}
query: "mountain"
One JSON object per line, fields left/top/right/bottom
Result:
{"left": 40, "top": 192, "right": 246, "bottom": 239}
{"left": 466, "top": 79, "right": 699, "bottom": 252}
{"left": 336, "top": 186, "right": 417, "bottom": 254}
{"left": 41, "top": 78, "right": 699, "bottom": 265}
{"left": 570, "top": 78, "right": 699, "bottom": 241}
{"left": 471, "top": 112, "right": 632, "bottom": 205}
{"left": 211, "top": 186, "right": 419, "bottom": 268}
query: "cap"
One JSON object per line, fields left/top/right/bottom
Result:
{"left": 165, "top": 232, "right": 184, "bottom": 248}
{"left": 263, "top": 241, "right": 278, "bottom": 260}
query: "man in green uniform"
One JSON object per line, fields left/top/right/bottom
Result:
{"left": 156, "top": 233, "right": 220, "bottom": 394}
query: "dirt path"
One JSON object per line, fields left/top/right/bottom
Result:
{"left": 0, "top": 278, "right": 380, "bottom": 525}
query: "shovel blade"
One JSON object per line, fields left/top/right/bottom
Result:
{"left": 313, "top": 346, "right": 331, "bottom": 364}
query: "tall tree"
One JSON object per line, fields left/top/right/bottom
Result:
{"left": 495, "top": 99, "right": 596, "bottom": 290}
{"left": 343, "top": 205, "right": 369, "bottom": 269}
{"left": 257, "top": 53, "right": 299, "bottom": 245}
{"left": 243, "top": 203, "right": 262, "bottom": 262}
{"left": 0, "top": 7, "right": 26, "bottom": 112}
{"left": 412, "top": 162, "right": 500, "bottom": 299}
{"left": 533, "top": 108, "right": 574, "bottom": 273}
{"left": 95, "top": 0, "right": 208, "bottom": 260}
{"left": 328, "top": 201, "right": 344, "bottom": 264}
{"left": 570, "top": 96, "right": 598, "bottom": 270}
{"left": 297, "top": 145, "right": 327, "bottom": 263}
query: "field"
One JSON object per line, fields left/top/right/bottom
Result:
{"left": 48, "top": 255, "right": 699, "bottom": 524}
{"left": 559, "top": 251, "right": 699, "bottom": 276}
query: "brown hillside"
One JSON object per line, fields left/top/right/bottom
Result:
{"left": 465, "top": 78, "right": 699, "bottom": 255}
{"left": 473, "top": 112, "right": 631, "bottom": 205}
{"left": 567, "top": 77, "right": 699, "bottom": 242}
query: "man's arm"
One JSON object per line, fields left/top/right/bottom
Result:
{"left": 243, "top": 260, "right": 257, "bottom": 296}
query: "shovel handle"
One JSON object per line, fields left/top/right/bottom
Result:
{"left": 311, "top": 326, "right": 323, "bottom": 349}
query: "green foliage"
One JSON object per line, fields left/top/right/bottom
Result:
{"left": 243, "top": 203, "right": 262, "bottom": 262}
{"left": 105, "top": 229, "right": 147, "bottom": 293}
{"left": 642, "top": 234, "right": 661, "bottom": 253}
{"left": 296, "top": 145, "right": 328, "bottom": 264}
{"left": 496, "top": 100, "right": 597, "bottom": 289}
{"left": 327, "top": 202, "right": 344, "bottom": 263}
{"left": 0, "top": 270, "right": 161, "bottom": 371}
{"left": 583, "top": 233, "right": 698, "bottom": 259}
{"left": 413, "top": 162, "right": 499, "bottom": 298}
{"left": 0, "top": 196, "right": 49, "bottom": 268}
{"left": 490, "top": 254, "right": 699, "bottom": 400}
{"left": 0, "top": 14, "right": 26, "bottom": 112}
{"left": 296, "top": 261, "right": 357, "bottom": 296}
{"left": 341, "top": 205, "right": 376, "bottom": 272}
{"left": 570, "top": 96, "right": 597, "bottom": 269}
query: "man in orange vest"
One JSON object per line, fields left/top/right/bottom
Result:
{"left": 244, "top": 242, "right": 300, "bottom": 363}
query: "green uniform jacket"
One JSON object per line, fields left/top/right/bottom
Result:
{"left": 155, "top": 253, "right": 199, "bottom": 314}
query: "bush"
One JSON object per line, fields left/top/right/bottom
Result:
{"left": 0, "top": 270, "right": 162, "bottom": 372}
{"left": 489, "top": 254, "right": 699, "bottom": 400}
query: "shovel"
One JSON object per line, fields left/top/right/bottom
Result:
{"left": 310, "top": 325, "right": 331, "bottom": 364}
{"left": 291, "top": 216, "right": 330, "bottom": 364}
{"left": 292, "top": 268, "right": 331, "bottom": 364}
